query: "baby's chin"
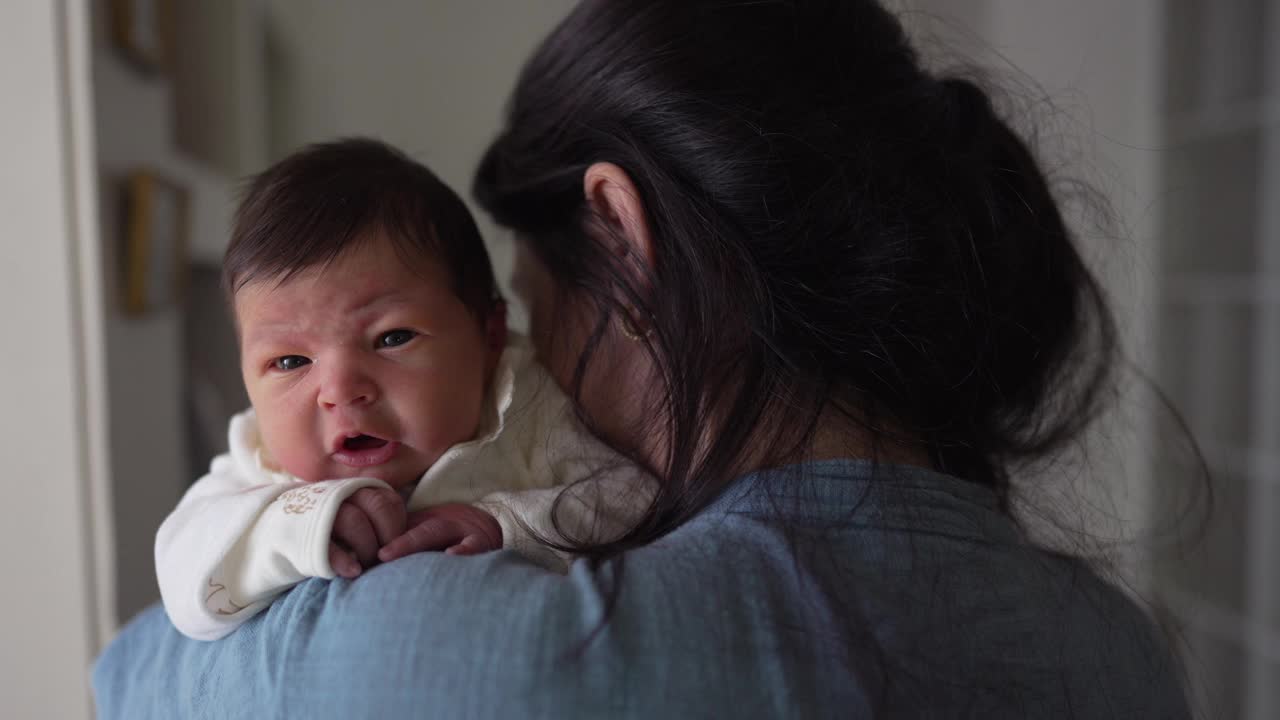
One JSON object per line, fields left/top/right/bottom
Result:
{"left": 278, "top": 459, "right": 427, "bottom": 491}
{"left": 328, "top": 464, "right": 426, "bottom": 491}
{"left": 363, "top": 467, "right": 425, "bottom": 492}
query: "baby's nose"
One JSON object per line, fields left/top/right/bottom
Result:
{"left": 317, "top": 362, "right": 378, "bottom": 409}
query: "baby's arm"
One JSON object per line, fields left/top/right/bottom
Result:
{"left": 326, "top": 487, "right": 407, "bottom": 577}
{"left": 374, "top": 350, "right": 656, "bottom": 571}
{"left": 377, "top": 503, "right": 503, "bottom": 562}
{"left": 155, "top": 453, "right": 393, "bottom": 641}
{"left": 378, "top": 466, "right": 656, "bottom": 573}
{"left": 476, "top": 466, "right": 658, "bottom": 572}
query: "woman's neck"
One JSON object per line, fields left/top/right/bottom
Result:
{"left": 718, "top": 406, "right": 935, "bottom": 481}
{"left": 809, "top": 415, "right": 932, "bottom": 469}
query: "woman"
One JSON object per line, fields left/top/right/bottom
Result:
{"left": 94, "top": 1, "right": 1189, "bottom": 717}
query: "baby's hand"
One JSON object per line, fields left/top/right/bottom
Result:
{"left": 377, "top": 504, "right": 502, "bottom": 563}
{"left": 329, "top": 487, "right": 407, "bottom": 579}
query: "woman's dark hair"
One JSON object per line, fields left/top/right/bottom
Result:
{"left": 226, "top": 137, "right": 498, "bottom": 319}
{"left": 475, "top": 0, "right": 1116, "bottom": 550}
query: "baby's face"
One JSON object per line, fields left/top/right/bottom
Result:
{"left": 235, "top": 235, "right": 501, "bottom": 489}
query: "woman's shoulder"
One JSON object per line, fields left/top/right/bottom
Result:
{"left": 656, "top": 459, "right": 1190, "bottom": 717}
{"left": 95, "top": 460, "right": 1187, "bottom": 718}
{"left": 95, "top": 545, "right": 851, "bottom": 718}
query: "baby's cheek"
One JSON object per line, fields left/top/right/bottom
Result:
{"left": 258, "top": 418, "right": 322, "bottom": 481}
{"left": 278, "top": 452, "right": 325, "bottom": 483}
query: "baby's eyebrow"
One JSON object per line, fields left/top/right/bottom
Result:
{"left": 350, "top": 291, "right": 415, "bottom": 314}
{"left": 241, "top": 323, "right": 303, "bottom": 348}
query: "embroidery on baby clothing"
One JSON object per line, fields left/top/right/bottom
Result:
{"left": 206, "top": 577, "right": 247, "bottom": 616}
{"left": 277, "top": 485, "right": 328, "bottom": 514}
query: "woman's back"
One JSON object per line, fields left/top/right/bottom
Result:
{"left": 589, "top": 460, "right": 1186, "bottom": 717}
{"left": 95, "top": 460, "right": 1186, "bottom": 718}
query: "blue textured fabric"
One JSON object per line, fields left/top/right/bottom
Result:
{"left": 93, "top": 460, "right": 1188, "bottom": 719}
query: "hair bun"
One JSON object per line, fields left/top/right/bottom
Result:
{"left": 938, "top": 77, "right": 996, "bottom": 145}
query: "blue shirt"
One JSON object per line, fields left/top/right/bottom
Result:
{"left": 93, "top": 460, "right": 1188, "bottom": 718}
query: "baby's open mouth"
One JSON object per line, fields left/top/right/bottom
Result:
{"left": 342, "top": 434, "right": 388, "bottom": 451}
{"left": 332, "top": 433, "right": 399, "bottom": 468}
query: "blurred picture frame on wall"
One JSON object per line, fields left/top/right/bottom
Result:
{"left": 122, "top": 170, "right": 189, "bottom": 316}
{"left": 109, "top": 0, "right": 173, "bottom": 72}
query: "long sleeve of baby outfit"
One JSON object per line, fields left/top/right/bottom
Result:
{"left": 155, "top": 411, "right": 387, "bottom": 641}
{"left": 477, "top": 464, "right": 656, "bottom": 573}
{"left": 407, "top": 342, "right": 658, "bottom": 573}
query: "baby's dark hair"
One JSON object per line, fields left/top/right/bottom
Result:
{"left": 224, "top": 137, "right": 498, "bottom": 320}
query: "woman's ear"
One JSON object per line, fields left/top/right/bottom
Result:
{"left": 583, "top": 162, "right": 656, "bottom": 279}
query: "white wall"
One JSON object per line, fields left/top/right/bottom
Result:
{"left": 0, "top": 1, "right": 106, "bottom": 717}
{"left": 908, "top": 0, "right": 1163, "bottom": 359}
{"left": 172, "top": 0, "right": 270, "bottom": 180}
{"left": 265, "top": 0, "right": 578, "bottom": 326}
{"left": 908, "top": 0, "right": 1165, "bottom": 572}
{"left": 91, "top": 0, "right": 236, "bottom": 624}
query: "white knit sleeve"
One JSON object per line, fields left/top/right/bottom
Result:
{"left": 154, "top": 411, "right": 389, "bottom": 641}
{"left": 477, "top": 461, "right": 657, "bottom": 573}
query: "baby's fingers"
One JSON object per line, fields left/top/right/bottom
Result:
{"left": 333, "top": 503, "right": 379, "bottom": 568}
{"left": 329, "top": 542, "right": 361, "bottom": 579}
{"left": 345, "top": 487, "right": 406, "bottom": 545}
{"left": 378, "top": 517, "right": 461, "bottom": 562}
{"left": 445, "top": 535, "right": 492, "bottom": 556}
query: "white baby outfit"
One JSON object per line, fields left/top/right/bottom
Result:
{"left": 156, "top": 342, "right": 653, "bottom": 641}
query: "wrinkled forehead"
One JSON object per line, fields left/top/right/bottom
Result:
{"left": 230, "top": 235, "right": 453, "bottom": 335}
{"left": 233, "top": 228, "right": 446, "bottom": 293}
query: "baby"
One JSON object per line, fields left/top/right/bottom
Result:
{"left": 157, "top": 138, "right": 653, "bottom": 641}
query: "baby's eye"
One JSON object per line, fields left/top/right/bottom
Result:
{"left": 273, "top": 355, "right": 311, "bottom": 371}
{"left": 377, "top": 329, "right": 417, "bottom": 348}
